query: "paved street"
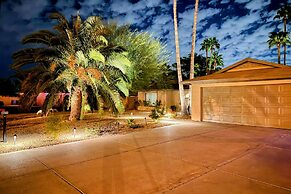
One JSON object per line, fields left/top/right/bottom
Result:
{"left": 1, "top": 121, "right": 291, "bottom": 194}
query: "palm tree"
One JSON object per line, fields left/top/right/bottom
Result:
{"left": 209, "top": 51, "right": 224, "bottom": 71}
{"left": 200, "top": 38, "right": 210, "bottom": 72}
{"left": 190, "top": 0, "right": 199, "bottom": 80}
{"left": 208, "top": 37, "right": 220, "bottom": 57}
{"left": 173, "top": 0, "right": 186, "bottom": 114}
{"left": 267, "top": 31, "right": 291, "bottom": 64}
{"left": 12, "top": 13, "right": 132, "bottom": 120}
{"left": 274, "top": 3, "right": 291, "bottom": 65}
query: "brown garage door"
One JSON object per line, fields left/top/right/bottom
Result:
{"left": 202, "top": 84, "right": 291, "bottom": 129}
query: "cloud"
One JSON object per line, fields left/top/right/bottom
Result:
{"left": 0, "top": 0, "right": 290, "bottom": 78}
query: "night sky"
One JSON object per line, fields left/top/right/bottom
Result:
{"left": 0, "top": 0, "right": 291, "bottom": 78}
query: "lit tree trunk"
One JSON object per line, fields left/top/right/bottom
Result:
{"left": 173, "top": 0, "right": 186, "bottom": 114}
{"left": 283, "top": 18, "right": 287, "bottom": 65}
{"left": 190, "top": 0, "right": 199, "bottom": 80}
{"left": 277, "top": 44, "right": 281, "bottom": 64}
{"left": 69, "top": 86, "right": 82, "bottom": 121}
{"left": 205, "top": 49, "right": 208, "bottom": 73}
{"left": 189, "top": 0, "right": 199, "bottom": 115}
{"left": 209, "top": 48, "right": 213, "bottom": 70}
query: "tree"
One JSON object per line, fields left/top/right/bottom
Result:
{"left": 0, "top": 77, "right": 20, "bottom": 96}
{"left": 274, "top": 3, "right": 291, "bottom": 65}
{"left": 170, "top": 53, "right": 207, "bottom": 82}
{"left": 12, "top": 13, "right": 132, "bottom": 120}
{"left": 200, "top": 38, "right": 210, "bottom": 72}
{"left": 267, "top": 31, "right": 291, "bottom": 64}
{"left": 209, "top": 51, "right": 224, "bottom": 71}
{"left": 106, "top": 25, "right": 170, "bottom": 94}
{"left": 173, "top": 0, "right": 186, "bottom": 114}
{"left": 208, "top": 37, "right": 220, "bottom": 58}
{"left": 190, "top": 0, "right": 199, "bottom": 80}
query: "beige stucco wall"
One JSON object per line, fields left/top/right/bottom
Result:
{"left": 137, "top": 89, "right": 189, "bottom": 110}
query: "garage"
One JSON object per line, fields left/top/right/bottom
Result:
{"left": 188, "top": 58, "right": 291, "bottom": 129}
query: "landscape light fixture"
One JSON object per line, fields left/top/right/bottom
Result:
{"left": 13, "top": 134, "right": 17, "bottom": 145}
{"left": 73, "top": 127, "right": 76, "bottom": 138}
{"left": 1, "top": 111, "right": 8, "bottom": 143}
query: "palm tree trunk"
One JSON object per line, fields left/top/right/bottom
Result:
{"left": 69, "top": 86, "right": 82, "bottom": 121}
{"left": 209, "top": 48, "right": 214, "bottom": 71}
{"left": 206, "top": 49, "right": 208, "bottom": 73}
{"left": 283, "top": 18, "right": 287, "bottom": 65}
{"left": 277, "top": 44, "right": 281, "bottom": 64}
{"left": 173, "top": 0, "right": 186, "bottom": 114}
{"left": 190, "top": 0, "right": 199, "bottom": 80}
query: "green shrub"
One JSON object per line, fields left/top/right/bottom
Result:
{"left": 127, "top": 118, "right": 140, "bottom": 129}
{"left": 143, "top": 100, "right": 150, "bottom": 106}
{"left": 170, "top": 105, "right": 177, "bottom": 112}
{"left": 149, "top": 108, "right": 161, "bottom": 120}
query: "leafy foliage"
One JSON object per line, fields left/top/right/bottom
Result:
{"left": 12, "top": 13, "right": 133, "bottom": 119}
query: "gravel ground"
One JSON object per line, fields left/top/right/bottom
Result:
{"left": 0, "top": 111, "right": 171, "bottom": 153}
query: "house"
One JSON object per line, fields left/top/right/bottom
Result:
{"left": 0, "top": 92, "right": 69, "bottom": 113}
{"left": 185, "top": 58, "right": 291, "bottom": 129}
{"left": 138, "top": 89, "right": 190, "bottom": 111}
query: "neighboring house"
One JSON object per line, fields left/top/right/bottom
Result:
{"left": 0, "top": 95, "right": 20, "bottom": 106}
{"left": 138, "top": 89, "right": 190, "bottom": 111}
{"left": 0, "top": 92, "right": 69, "bottom": 113}
{"left": 185, "top": 58, "right": 291, "bottom": 129}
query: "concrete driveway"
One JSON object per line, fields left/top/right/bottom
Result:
{"left": 1, "top": 121, "right": 291, "bottom": 194}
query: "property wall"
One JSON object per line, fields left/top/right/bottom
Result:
{"left": 137, "top": 89, "right": 189, "bottom": 110}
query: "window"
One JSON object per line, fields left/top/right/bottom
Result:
{"left": 145, "top": 92, "right": 157, "bottom": 106}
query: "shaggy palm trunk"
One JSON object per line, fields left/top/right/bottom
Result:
{"left": 173, "top": 0, "right": 186, "bottom": 114}
{"left": 277, "top": 44, "right": 281, "bottom": 64}
{"left": 283, "top": 18, "right": 287, "bottom": 65}
{"left": 69, "top": 86, "right": 82, "bottom": 121}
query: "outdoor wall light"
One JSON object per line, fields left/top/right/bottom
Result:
{"left": 130, "top": 112, "right": 133, "bottom": 116}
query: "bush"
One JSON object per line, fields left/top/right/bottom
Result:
{"left": 143, "top": 100, "right": 150, "bottom": 106}
{"left": 170, "top": 105, "right": 177, "bottom": 112}
{"left": 149, "top": 108, "right": 161, "bottom": 121}
{"left": 127, "top": 118, "right": 140, "bottom": 129}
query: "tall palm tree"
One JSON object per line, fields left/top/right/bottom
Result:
{"left": 200, "top": 38, "right": 210, "bottom": 72}
{"left": 274, "top": 3, "right": 291, "bottom": 65}
{"left": 267, "top": 31, "right": 291, "bottom": 64}
{"left": 12, "top": 13, "right": 132, "bottom": 120}
{"left": 208, "top": 37, "right": 220, "bottom": 58}
{"left": 190, "top": 0, "right": 199, "bottom": 80}
{"left": 173, "top": 0, "right": 186, "bottom": 114}
{"left": 209, "top": 51, "right": 224, "bottom": 70}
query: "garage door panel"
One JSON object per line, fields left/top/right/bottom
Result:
{"left": 202, "top": 84, "right": 291, "bottom": 129}
{"left": 266, "top": 97, "right": 280, "bottom": 105}
{"left": 280, "top": 96, "right": 291, "bottom": 105}
{"left": 266, "top": 107, "right": 280, "bottom": 117}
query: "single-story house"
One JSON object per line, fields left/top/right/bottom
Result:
{"left": 138, "top": 89, "right": 190, "bottom": 111}
{"left": 185, "top": 58, "right": 291, "bottom": 129}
